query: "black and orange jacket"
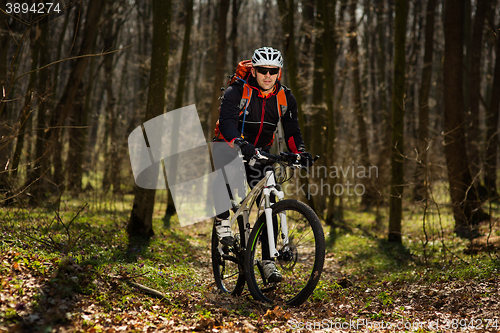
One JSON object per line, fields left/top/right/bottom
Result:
{"left": 215, "top": 74, "right": 306, "bottom": 153}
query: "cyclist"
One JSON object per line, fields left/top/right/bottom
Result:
{"left": 213, "top": 47, "right": 313, "bottom": 283}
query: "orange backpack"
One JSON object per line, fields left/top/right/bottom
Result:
{"left": 214, "top": 60, "right": 287, "bottom": 150}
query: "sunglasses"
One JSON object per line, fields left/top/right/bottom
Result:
{"left": 254, "top": 66, "right": 280, "bottom": 76}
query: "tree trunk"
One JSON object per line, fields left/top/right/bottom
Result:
{"left": 386, "top": 0, "right": 394, "bottom": 106}
{"left": 113, "top": 33, "right": 134, "bottom": 197}
{"left": 413, "top": 0, "right": 437, "bottom": 201}
{"left": 164, "top": 0, "right": 194, "bottom": 225}
{"left": 376, "top": 0, "right": 388, "bottom": 148}
{"left": 463, "top": 0, "right": 472, "bottom": 123}
{"left": 320, "top": 0, "right": 337, "bottom": 226}
{"left": 388, "top": 0, "right": 408, "bottom": 243}
{"left": 128, "top": 0, "right": 172, "bottom": 240}
{"left": 66, "top": 81, "right": 86, "bottom": 194}
{"left": 28, "top": 16, "right": 51, "bottom": 204}
{"left": 194, "top": 0, "right": 213, "bottom": 108}
{"left": 467, "top": 0, "right": 491, "bottom": 187}
{"left": 0, "top": 0, "right": 10, "bottom": 194}
{"left": 299, "top": 0, "right": 315, "bottom": 110}
{"left": 67, "top": 13, "right": 104, "bottom": 194}
{"left": 209, "top": 0, "right": 230, "bottom": 138}
{"left": 484, "top": 27, "right": 500, "bottom": 198}
{"left": 373, "top": 0, "right": 391, "bottom": 208}
{"left": 174, "top": 0, "right": 193, "bottom": 111}
{"left": 361, "top": 0, "right": 374, "bottom": 128}
{"left": 230, "top": 0, "right": 242, "bottom": 68}
{"left": 101, "top": 6, "right": 121, "bottom": 195}
{"left": 277, "top": 0, "right": 305, "bottom": 131}
{"left": 277, "top": 0, "right": 317, "bottom": 212}
{"left": 83, "top": 45, "right": 101, "bottom": 183}
{"left": 311, "top": 0, "right": 326, "bottom": 214}
{"left": 41, "top": 8, "right": 71, "bottom": 185}
{"left": 365, "top": 0, "right": 378, "bottom": 132}
{"left": 443, "top": 0, "right": 486, "bottom": 238}
{"left": 349, "top": 0, "right": 376, "bottom": 208}
{"left": 0, "top": 0, "right": 8, "bottom": 93}
{"left": 47, "top": 0, "right": 104, "bottom": 193}
{"left": 405, "top": 0, "right": 422, "bottom": 144}
{"left": 52, "top": 9, "right": 72, "bottom": 104}
{"left": 10, "top": 27, "right": 40, "bottom": 181}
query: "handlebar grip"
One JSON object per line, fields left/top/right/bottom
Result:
{"left": 313, "top": 155, "right": 320, "bottom": 162}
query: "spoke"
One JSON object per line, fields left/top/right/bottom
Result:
{"left": 285, "top": 211, "right": 314, "bottom": 246}
{"left": 222, "top": 271, "right": 239, "bottom": 280}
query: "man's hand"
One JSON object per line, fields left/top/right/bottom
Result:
{"left": 233, "top": 138, "right": 256, "bottom": 160}
{"left": 299, "top": 151, "right": 313, "bottom": 167}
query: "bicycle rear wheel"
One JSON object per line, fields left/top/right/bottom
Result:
{"left": 245, "top": 200, "right": 325, "bottom": 306}
{"left": 211, "top": 217, "right": 246, "bottom": 295}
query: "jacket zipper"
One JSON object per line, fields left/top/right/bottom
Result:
{"left": 254, "top": 99, "right": 267, "bottom": 146}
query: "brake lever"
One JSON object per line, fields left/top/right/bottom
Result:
{"left": 255, "top": 150, "right": 268, "bottom": 160}
{"left": 296, "top": 155, "right": 320, "bottom": 173}
{"left": 249, "top": 149, "right": 267, "bottom": 166}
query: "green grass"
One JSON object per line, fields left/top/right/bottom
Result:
{"left": 323, "top": 195, "right": 500, "bottom": 287}
{"left": 1, "top": 190, "right": 499, "bottom": 330}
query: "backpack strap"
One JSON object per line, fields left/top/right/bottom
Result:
{"left": 276, "top": 87, "right": 287, "bottom": 117}
{"left": 276, "top": 87, "right": 287, "bottom": 152}
{"left": 240, "top": 83, "right": 253, "bottom": 139}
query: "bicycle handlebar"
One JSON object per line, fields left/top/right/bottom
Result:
{"left": 252, "top": 150, "right": 320, "bottom": 168}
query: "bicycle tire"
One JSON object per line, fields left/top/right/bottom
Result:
{"left": 244, "top": 200, "right": 325, "bottom": 306}
{"left": 211, "top": 217, "right": 246, "bottom": 295}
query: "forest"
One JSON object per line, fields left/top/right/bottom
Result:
{"left": 1, "top": 0, "right": 500, "bottom": 331}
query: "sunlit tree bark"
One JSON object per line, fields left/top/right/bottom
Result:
{"left": 413, "top": 0, "right": 437, "bottom": 201}
{"left": 28, "top": 16, "right": 51, "bottom": 204}
{"left": 467, "top": 0, "right": 491, "bottom": 186}
{"left": 443, "top": 0, "right": 486, "bottom": 238}
{"left": 128, "top": 0, "right": 172, "bottom": 240}
{"left": 209, "top": 0, "right": 230, "bottom": 137}
{"left": 373, "top": 0, "right": 392, "bottom": 211}
{"left": 164, "top": 0, "right": 194, "bottom": 226}
{"left": 311, "top": 0, "right": 326, "bottom": 214}
{"left": 321, "top": 0, "right": 337, "bottom": 226}
{"left": 349, "top": 0, "right": 377, "bottom": 208}
{"left": 47, "top": 0, "right": 104, "bottom": 193}
{"left": 230, "top": 0, "right": 242, "bottom": 68}
{"left": 484, "top": 26, "right": 500, "bottom": 198}
{"left": 388, "top": 0, "right": 408, "bottom": 243}
{"left": 277, "top": 0, "right": 305, "bottom": 130}
{"left": 9, "top": 28, "right": 40, "bottom": 182}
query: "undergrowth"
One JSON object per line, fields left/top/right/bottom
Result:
{"left": 1, "top": 192, "right": 499, "bottom": 330}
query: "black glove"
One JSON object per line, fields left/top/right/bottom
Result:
{"left": 233, "top": 138, "right": 256, "bottom": 160}
{"left": 299, "top": 151, "right": 313, "bottom": 167}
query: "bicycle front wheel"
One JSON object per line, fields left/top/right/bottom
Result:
{"left": 245, "top": 200, "right": 325, "bottom": 306}
{"left": 211, "top": 218, "right": 246, "bottom": 295}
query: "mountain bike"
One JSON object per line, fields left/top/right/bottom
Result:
{"left": 211, "top": 150, "right": 325, "bottom": 306}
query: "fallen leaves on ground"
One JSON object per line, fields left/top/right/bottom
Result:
{"left": 2, "top": 246, "right": 500, "bottom": 332}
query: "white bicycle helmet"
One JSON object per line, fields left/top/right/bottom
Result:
{"left": 252, "top": 47, "right": 284, "bottom": 68}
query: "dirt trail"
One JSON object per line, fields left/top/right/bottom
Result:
{"left": 2, "top": 231, "right": 500, "bottom": 332}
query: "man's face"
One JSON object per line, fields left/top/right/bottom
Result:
{"left": 251, "top": 65, "right": 280, "bottom": 93}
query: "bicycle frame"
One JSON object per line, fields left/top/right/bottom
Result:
{"left": 213, "top": 149, "right": 323, "bottom": 304}
{"left": 227, "top": 169, "right": 286, "bottom": 259}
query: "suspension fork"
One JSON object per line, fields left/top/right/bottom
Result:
{"left": 262, "top": 171, "right": 287, "bottom": 258}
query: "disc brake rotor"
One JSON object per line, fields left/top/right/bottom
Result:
{"left": 278, "top": 244, "right": 297, "bottom": 271}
